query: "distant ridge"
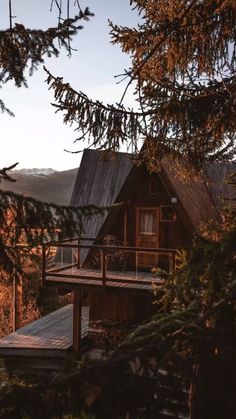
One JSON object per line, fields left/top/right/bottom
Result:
{"left": 0, "top": 167, "right": 79, "bottom": 206}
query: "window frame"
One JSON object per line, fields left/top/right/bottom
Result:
{"left": 160, "top": 205, "right": 177, "bottom": 222}
{"left": 138, "top": 207, "right": 158, "bottom": 236}
{"left": 148, "top": 178, "right": 158, "bottom": 195}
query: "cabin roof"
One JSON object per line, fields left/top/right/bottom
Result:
{"left": 70, "top": 149, "right": 133, "bottom": 240}
{"left": 71, "top": 149, "right": 235, "bottom": 239}
{"left": 205, "top": 161, "right": 236, "bottom": 207}
{"left": 160, "top": 160, "right": 219, "bottom": 235}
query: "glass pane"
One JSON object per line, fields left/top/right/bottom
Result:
{"left": 139, "top": 210, "right": 156, "bottom": 234}
{"left": 160, "top": 206, "right": 176, "bottom": 221}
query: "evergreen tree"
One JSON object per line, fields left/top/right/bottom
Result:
{"left": 46, "top": 0, "right": 236, "bottom": 171}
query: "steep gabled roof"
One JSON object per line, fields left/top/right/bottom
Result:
{"left": 160, "top": 160, "right": 219, "bottom": 235}
{"left": 70, "top": 149, "right": 133, "bottom": 239}
{"left": 71, "top": 149, "right": 235, "bottom": 241}
{"left": 205, "top": 161, "right": 236, "bottom": 207}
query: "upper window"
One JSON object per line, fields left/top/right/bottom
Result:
{"left": 139, "top": 209, "right": 157, "bottom": 235}
{"left": 160, "top": 206, "right": 177, "bottom": 222}
{"left": 149, "top": 178, "right": 158, "bottom": 194}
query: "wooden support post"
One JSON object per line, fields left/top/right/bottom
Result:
{"left": 73, "top": 289, "right": 82, "bottom": 360}
{"left": 169, "top": 252, "right": 176, "bottom": 274}
{"left": 123, "top": 208, "right": 128, "bottom": 270}
{"left": 77, "top": 238, "right": 80, "bottom": 269}
{"left": 124, "top": 207, "right": 127, "bottom": 246}
{"left": 172, "top": 252, "right": 176, "bottom": 272}
{"left": 16, "top": 276, "right": 22, "bottom": 330}
{"left": 42, "top": 243, "right": 46, "bottom": 286}
{"left": 12, "top": 274, "right": 16, "bottom": 332}
{"left": 101, "top": 250, "right": 107, "bottom": 286}
{"left": 168, "top": 253, "right": 172, "bottom": 274}
{"left": 13, "top": 274, "right": 23, "bottom": 332}
{"left": 12, "top": 226, "right": 22, "bottom": 332}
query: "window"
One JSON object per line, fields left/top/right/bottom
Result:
{"left": 139, "top": 209, "right": 157, "bottom": 234}
{"left": 160, "top": 206, "right": 177, "bottom": 222}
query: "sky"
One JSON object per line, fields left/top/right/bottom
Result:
{"left": 0, "top": 0, "right": 139, "bottom": 171}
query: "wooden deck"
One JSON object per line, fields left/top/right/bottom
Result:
{"left": 0, "top": 304, "right": 89, "bottom": 358}
{"left": 45, "top": 267, "right": 163, "bottom": 291}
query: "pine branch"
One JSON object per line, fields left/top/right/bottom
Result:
{"left": 45, "top": 67, "right": 145, "bottom": 152}
{"left": 45, "top": 66, "right": 236, "bottom": 170}
{"left": 117, "top": 0, "right": 199, "bottom": 105}
{"left": 0, "top": 6, "right": 93, "bottom": 87}
{"left": 0, "top": 162, "right": 18, "bottom": 182}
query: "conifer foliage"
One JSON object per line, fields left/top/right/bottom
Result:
{"left": 46, "top": 0, "right": 236, "bottom": 170}
{"left": 0, "top": 1, "right": 93, "bottom": 114}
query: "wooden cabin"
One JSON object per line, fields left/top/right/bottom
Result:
{"left": 41, "top": 150, "right": 235, "bottom": 356}
{"left": 1, "top": 150, "right": 235, "bottom": 374}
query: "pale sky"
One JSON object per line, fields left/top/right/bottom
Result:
{"left": 0, "top": 0, "right": 139, "bottom": 170}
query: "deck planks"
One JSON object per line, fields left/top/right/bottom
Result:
{"left": 0, "top": 305, "right": 89, "bottom": 358}
{"left": 45, "top": 267, "right": 163, "bottom": 291}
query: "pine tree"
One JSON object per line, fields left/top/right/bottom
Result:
{"left": 46, "top": 0, "right": 236, "bottom": 171}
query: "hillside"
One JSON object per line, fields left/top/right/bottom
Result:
{"left": 0, "top": 167, "right": 78, "bottom": 205}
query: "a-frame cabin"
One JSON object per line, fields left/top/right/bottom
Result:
{"left": 0, "top": 149, "right": 235, "bottom": 375}
{"left": 42, "top": 149, "right": 234, "bottom": 356}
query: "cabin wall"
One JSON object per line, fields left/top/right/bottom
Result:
{"left": 109, "top": 167, "right": 191, "bottom": 249}
{"left": 89, "top": 167, "right": 191, "bottom": 324}
{"left": 90, "top": 289, "right": 153, "bottom": 323}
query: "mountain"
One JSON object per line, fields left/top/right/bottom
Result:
{"left": 0, "top": 167, "right": 78, "bottom": 205}
{"left": 14, "top": 168, "right": 56, "bottom": 177}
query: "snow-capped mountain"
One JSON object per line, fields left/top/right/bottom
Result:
{"left": 14, "top": 168, "right": 57, "bottom": 177}
{"left": 1, "top": 167, "right": 78, "bottom": 205}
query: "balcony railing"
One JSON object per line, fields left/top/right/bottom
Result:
{"left": 42, "top": 237, "right": 176, "bottom": 289}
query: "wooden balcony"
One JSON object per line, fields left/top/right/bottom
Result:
{"left": 42, "top": 238, "right": 176, "bottom": 293}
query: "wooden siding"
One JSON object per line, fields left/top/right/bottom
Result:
{"left": 90, "top": 289, "right": 153, "bottom": 322}
{"left": 102, "top": 166, "right": 191, "bottom": 250}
